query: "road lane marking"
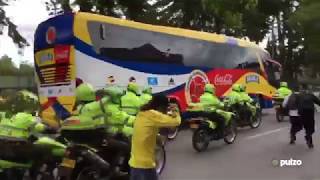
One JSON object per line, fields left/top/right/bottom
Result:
{"left": 246, "top": 127, "right": 289, "bottom": 140}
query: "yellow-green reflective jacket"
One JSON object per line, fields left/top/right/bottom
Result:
{"left": 103, "top": 103, "right": 135, "bottom": 137}
{"left": 226, "top": 91, "right": 242, "bottom": 105}
{"left": 121, "top": 91, "right": 142, "bottom": 115}
{"left": 200, "top": 92, "right": 223, "bottom": 109}
{"left": 140, "top": 93, "right": 152, "bottom": 106}
{"left": 276, "top": 87, "right": 292, "bottom": 98}
{"left": 0, "top": 113, "right": 45, "bottom": 139}
{"left": 239, "top": 92, "right": 253, "bottom": 103}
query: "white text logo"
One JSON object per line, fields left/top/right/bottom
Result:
{"left": 272, "top": 158, "right": 302, "bottom": 167}
{"left": 214, "top": 74, "right": 233, "bottom": 85}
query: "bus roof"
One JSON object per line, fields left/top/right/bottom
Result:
{"left": 74, "top": 12, "right": 264, "bottom": 52}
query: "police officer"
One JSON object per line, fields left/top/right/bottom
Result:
{"left": 239, "top": 84, "right": 257, "bottom": 116}
{"left": 239, "top": 85, "right": 253, "bottom": 103}
{"left": 225, "top": 84, "right": 242, "bottom": 105}
{"left": 0, "top": 112, "right": 46, "bottom": 140}
{"left": 140, "top": 86, "right": 153, "bottom": 105}
{"left": 68, "top": 84, "right": 133, "bottom": 176}
{"left": 200, "top": 84, "right": 224, "bottom": 109}
{"left": 199, "top": 84, "right": 232, "bottom": 137}
{"left": 276, "top": 82, "right": 292, "bottom": 98}
{"left": 121, "top": 82, "right": 143, "bottom": 116}
{"left": 102, "top": 86, "right": 135, "bottom": 176}
{"left": 75, "top": 83, "right": 97, "bottom": 113}
{"left": 103, "top": 86, "right": 135, "bottom": 137}
{"left": 72, "top": 84, "right": 134, "bottom": 137}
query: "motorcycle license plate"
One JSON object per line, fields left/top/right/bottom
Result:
{"left": 190, "top": 124, "right": 199, "bottom": 129}
{"left": 61, "top": 158, "right": 76, "bottom": 169}
{"left": 274, "top": 105, "right": 281, "bottom": 108}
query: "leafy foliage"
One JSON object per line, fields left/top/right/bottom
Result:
{"left": 0, "top": 55, "right": 37, "bottom": 117}
{"left": 0, "top": 0, "right": 29, "bottom": 47}
{"left": 0, "top": 55, "right": 34, "bottom": 75}
{"left": 0, "top": 55, "right": 18, "bottom": 75}
{"left": 0, "top": 90, "right": 39, "bottom": 117}
{"left": 290, "top": 0, "right": 320, "bottom": 54}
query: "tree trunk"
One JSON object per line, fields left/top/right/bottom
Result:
{"left": 214, "top": 16, "right": 223, "bottom": 34}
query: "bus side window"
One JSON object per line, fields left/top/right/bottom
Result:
{"left": 238, "top": 61, "right": 261, "bottom": 74}
{"left": 263, "top": 61, "right": 280, "bottom": 87}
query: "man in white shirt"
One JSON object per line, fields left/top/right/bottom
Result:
{"left": 283, "top": 91, "right": 301, "bottom": 144}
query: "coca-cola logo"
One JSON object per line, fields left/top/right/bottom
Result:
{"left": 214, "top": 74, "right": 233, "bottom": 85}
{"left": 55, "top": 50, "right": 69, "bottom": 60}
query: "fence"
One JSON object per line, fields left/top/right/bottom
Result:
{"left": 0, "top": 76, "right": 36, "bottom": 90}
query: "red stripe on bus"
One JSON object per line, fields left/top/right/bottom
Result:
{"left": 42, "top": 97, "right": 57, "bottom": 110}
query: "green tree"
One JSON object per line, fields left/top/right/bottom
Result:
{"left": 290, "top": 0, "right": 320, "bottom": 78}
{"left": 0, "top": 0, "right": 29, "bottom": 47}
{"left": 0, "top": 55, "right": 18, "bottom": 75}
{"left": 19, "top": 62, "right": 34, "bottom": 76}
{"left": 149, "top": 0, "right": 258, "bottom": 35}
{"left": 45, "top": 0, "right": 72, "bottom": 15}
{"left": 0, "top": 55, "right": 34, "bottom": 76}
{"left": 0, "top": 90, "right": 39, "bottom": 117}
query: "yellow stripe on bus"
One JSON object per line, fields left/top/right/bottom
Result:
{"left": 39, "top": 96, "right": 76, "bottom": 128}
{"left": 222, "top": 72, "right": 276, "bottom": 98}
{"left": 35, "top": 48, "right": 55, "bottom": 66}
{"left": 69, "top": 46, "right": 76, "bottom": 79}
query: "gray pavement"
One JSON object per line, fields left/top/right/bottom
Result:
{"left": 161, "top": 110, "right": 320, "bottom": 180}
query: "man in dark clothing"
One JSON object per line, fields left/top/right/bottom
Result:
{"left": 297, "top": 84, "right": 320, "bottom": 148}
{"left": 283, "top": 84, "right": 320, "bottom": 148}
{"left": 283, "top": 90, "right": 301, "bottom": 145}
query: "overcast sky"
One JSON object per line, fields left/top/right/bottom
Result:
{"left": 0, "top": 0, "right": 49, "bottom": 65}
{"left": 0, "top": 0, "right": 268, "bottom": 66}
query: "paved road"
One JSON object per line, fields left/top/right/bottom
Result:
{"left": 161, "top": 110, "right": 320, "bottom": 180}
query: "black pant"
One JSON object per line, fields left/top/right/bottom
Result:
{"left": 130, "top": 168, "right": 158, "bottom": 180}
{"left": 290, "top": 109, "right": 315, "bottom": 140}
{"left": 290, "top": 116, "right": 303, "bottom": 136}
{"left": 299, "top": 109, "right": 315, "bottom": 137}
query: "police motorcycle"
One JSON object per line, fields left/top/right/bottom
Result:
{"left": 186, "top": 103, "right": 237, "bottom": 152}
{"left": 57, "top": 86, "right": 166, "bottom": 180}
{"left": 272, "top": 93, "right": 288, "bottom": 122}
{"left": 223, "top": 96, "right": 262, "bottom": 129}
{"left": 0, "top": 113, "right": 67, "bottom": 180}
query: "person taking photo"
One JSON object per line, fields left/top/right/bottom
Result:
{"left": 129, "top": 94, "right": 181, "bottom": 180}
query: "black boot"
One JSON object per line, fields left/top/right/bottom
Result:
{"left": 305, "top": 135, "right": 314, "bottom": 149}
{"left": 290, "top": 134, "right": 296, "bottom": 145}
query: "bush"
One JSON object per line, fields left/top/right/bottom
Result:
{"left": 0, "top": 90, "right": 39, "bottom": 117}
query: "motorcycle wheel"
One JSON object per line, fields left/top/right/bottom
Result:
{"left": 224, "top": 119, "right": 237, "bottom": 144}
{"left": 76, "top": 166, "right": 109, "bottom": 180}
{"left": 276, "top": 109, "right": 284, "bottom": 122}
{"left": 32, "top": 164, "right": 60, "bottom": 180}
{"left": 249, "top": 110, "right": 262, "bottom": 129}
{"left": 192, "top": 128, "right": 209, "bottom": 152}
{"left": 155, "top": 145, "right": 166, "bottom": 175}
